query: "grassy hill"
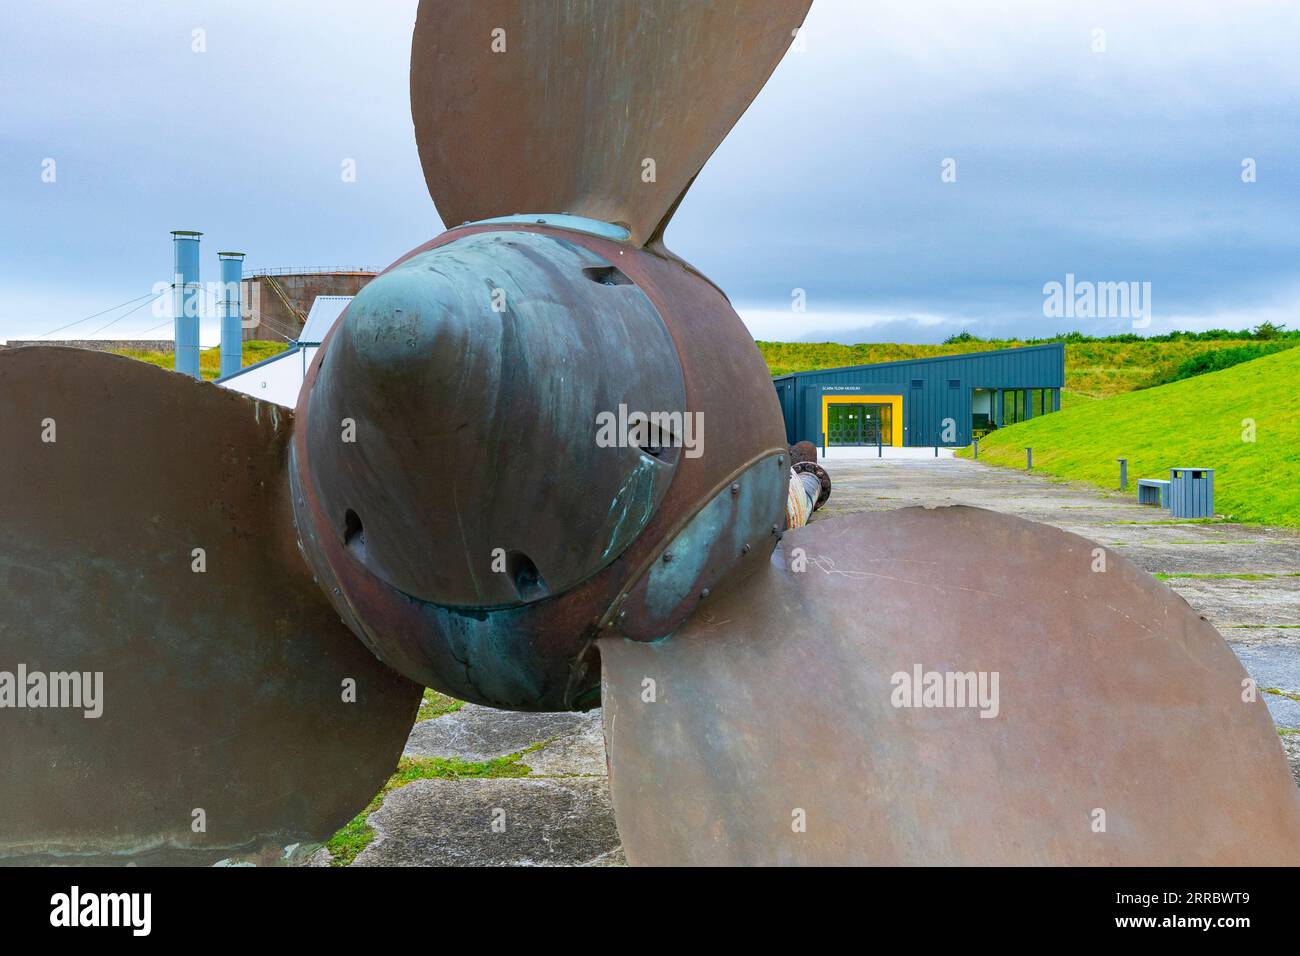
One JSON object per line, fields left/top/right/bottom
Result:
{"left": 758, "top": 338, "right": 1296, "bottom": 398}
{"left": 957, "top": 347, "right": 1300, "bottom": 527}
{"left": 110, "top": 341, "right": 289, "bottom": 381}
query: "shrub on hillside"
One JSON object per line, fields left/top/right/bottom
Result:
{"left": 1160, "top": 342, "right": 1293, "bottom": 384}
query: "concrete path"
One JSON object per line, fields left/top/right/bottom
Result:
{"left": 313, "top": 456, "right": 1299, "bottom": 865}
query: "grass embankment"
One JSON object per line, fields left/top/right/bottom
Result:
{"left": 109, "top": 340, "right": 289, "bottom": 380}
{"left": 757, "top": 338, "right": 1298, "bottom": 398}
{"left": 957, "top": 347, "right": 1300, "bottom": 527}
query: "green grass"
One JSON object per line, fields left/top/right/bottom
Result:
{"left": 1153, "top": 572, "right": 1300, "bottom": 581}
{"left": 109, "top": 340, "right": 289, "bottom": 381}
{"left": 325, "top": 749, "right": 537, "bottom": 866}
{"left": 1059, "top": 389, "right": 1100, "bottom": 410}
{"left": 758, "top": 338, "right": 1298, "bottom": 398}
{"left": 958, "top": 347, "right": 1300, "bottom": 527}
{"left": 1166, "top": 342, "right": 1294, "bottom": 382}
{"left": 416, "top": 688, "right": 465, "bottom": 722}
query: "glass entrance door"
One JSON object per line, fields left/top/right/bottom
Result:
{"left": 827, "top": 403, "right": 891, "bottom": 445}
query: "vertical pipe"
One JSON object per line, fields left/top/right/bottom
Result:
{"left": 218, "top": 252, "right": 245, "bottom": 378}
{"left": 171, "top": 231, "right": 203, "bottom": 379}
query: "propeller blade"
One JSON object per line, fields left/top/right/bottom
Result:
{"left": 600, "top": 506, "right": 1300, "bottom": 865}
{"left": 0, "top": 348, "right": 421, "bottom": 864}
{"left": 411, "top": 0, "right": 814, "bottom": 245}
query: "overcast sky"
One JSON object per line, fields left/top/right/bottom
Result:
{"left": 3, "top": 0, "right": 1297, "bottom": 344}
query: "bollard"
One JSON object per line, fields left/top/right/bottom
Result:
{"left": 877, "top": 432, "right": 882, "bottom": 458}
{"left": 1117, "top": 458, "right": 1127, "bottom": 491}
{"left": 973, "top": 438, "right": 979, "bottom": 460}
{"left": 1026, "top": 447, "right": 1033, "bottom": 470}
{"left": 822, "top": 431, "right": 827, "bottom": 459}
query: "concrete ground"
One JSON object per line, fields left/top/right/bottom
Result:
{"left": 312, "top": 456, "right": 1299, "bottom": 866}
{"left": 819, "top": 445, "right": 956, "bottom": 461}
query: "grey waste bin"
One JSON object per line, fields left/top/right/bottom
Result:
{"left": 1169, "top": 467, "right": 1214, "bottom": 518}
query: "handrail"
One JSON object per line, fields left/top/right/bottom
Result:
{"left": 261, "top": 275, "right": 307, "bottom": 325}
{"left": 242, "top": 266, "right": 376, "bottom": 278}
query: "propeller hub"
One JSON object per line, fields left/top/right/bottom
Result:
{"left": 301, "top": 229, "right": 686, "bottom": 609}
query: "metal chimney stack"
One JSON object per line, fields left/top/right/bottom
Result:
{"left": 171, "top": 230, "right": 203, "bottom": 379}
{"left": 218, "top": 252, "right": 246, "bottom": 379}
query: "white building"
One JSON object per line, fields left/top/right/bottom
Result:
{"left": 217, "top": 295, "right": 351, "bottom": 408}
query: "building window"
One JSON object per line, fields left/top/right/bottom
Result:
{"left": 1002, "top": 388, "right": 1056, "bottom": 426}
{"left": 910, "top": 379, "right": 923, "bottom": 389}
{"left": 1004, "top": 390, "right": 1025, "bottom": 425}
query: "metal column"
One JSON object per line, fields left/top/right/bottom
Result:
{"left": 171, "top": 230, "right": 203, "bottom": 379}
{"left": 219, "top": 252, "right": 246, "bottom": 379}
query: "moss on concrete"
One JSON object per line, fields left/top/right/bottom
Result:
{"left": 1263, "top": 688, "right": 1300, "bottom": 703}
{"left": 325, "top": 746, "right": 543, "bottom": 866}
{"left": 416, "top": 688, "right": 465, "bottom": 722}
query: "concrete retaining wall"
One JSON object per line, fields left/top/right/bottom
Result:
{"left": 1, "top": 339, "right": 174, "bottom": 353}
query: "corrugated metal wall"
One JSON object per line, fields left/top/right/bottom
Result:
{"left": 771, "top": 343, "right": 1065, "bottom": 447}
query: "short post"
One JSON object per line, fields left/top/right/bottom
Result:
{"left": 877, "top": 431, "right": 882, "bottom": 458}
{"left": 973, "top": 438, "right": 979, "bottom": 460}
{"left": 1117, "top": 458, "right": 1127, "bottom": 491}
{"left": 822, "top": 431, "right": 827, "bottom": 458}
{"left": 1026, "top": 447, "right": 1033, "bottom": 470}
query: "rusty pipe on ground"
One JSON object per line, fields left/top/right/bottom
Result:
{"left": 786, "top": 461, "right": 831, "bottom": 529}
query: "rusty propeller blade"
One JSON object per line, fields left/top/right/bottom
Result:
{"left": 0, "top": 348, "right": 421, "bottom": 864}
{"left": 411, "top": 0, "right": 814, "bottom": 246}
{"left": 600, "top": 506, "right": 1300, "bottom": 865}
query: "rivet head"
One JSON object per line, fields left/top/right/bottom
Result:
{"left": 778, "top": 456, "right": 785, "bottom": 466}
{"left": 617, "top": 610, "right": 627, "bottom": 622}
{"left": 662, "top": 552, "right": 673, "bottom": 563}
{"left": 730, "top": 483, "right": 740, "bottom": 495}
{"left": 700, "top": 588, "right": 711, "bottom": 599}
{"left": 742, "top": 543, "right": 751, "bottom": 554}
{"left": 771, "top": 524, "right": 780, "bottom": 534}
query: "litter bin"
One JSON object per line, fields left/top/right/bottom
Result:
{"left": 1169, "top": 467, "right": 1214, "bottom": 518}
